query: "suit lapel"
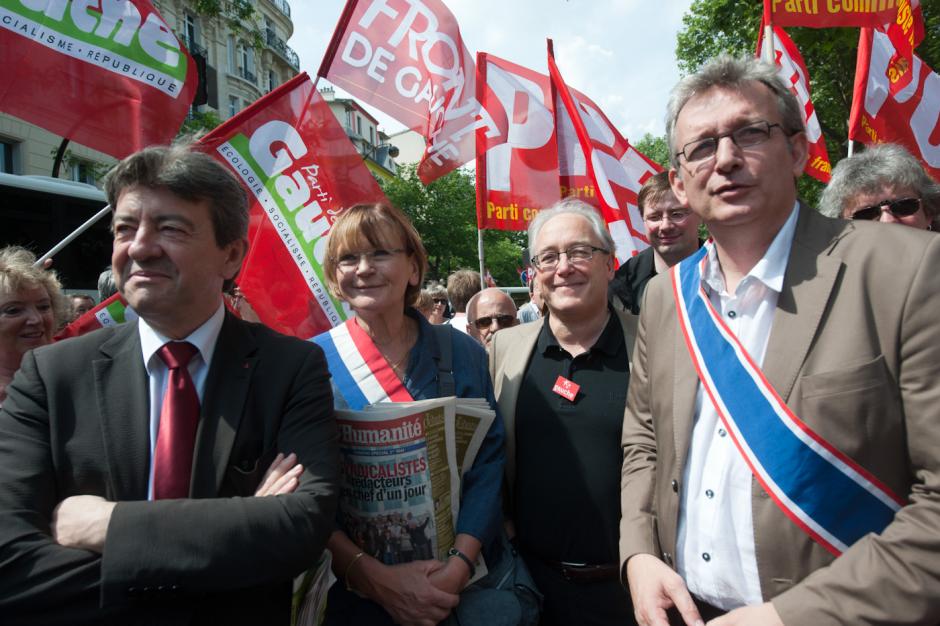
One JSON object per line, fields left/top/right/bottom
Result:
{"left": 191, "top": 314, "right": 258, "bottom": 497}
{"left": 496, "top": 320, "right": 543, "bottom": 491}
{"left": 94, "top": 323, "right": 151, "bottom": 500}
{"left": 672, "top": 322, "right": 699, "bottom": 470}
{"left": 763, "top": 206, "right": 846, "bottom": 402}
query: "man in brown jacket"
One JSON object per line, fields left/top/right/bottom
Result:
{"left": 620, "top": 55, "right": 940, "bottom": 626}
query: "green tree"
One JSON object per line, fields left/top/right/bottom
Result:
{"left": 634, "top": 133, "right": 670, "bottom": 168}
{"left": 675, "top": 0, "right": 940, "bottom": 206}
{"left": 177, "top": 109, "right": 223, "bottom": 138}
{"left": 188, "top": 0, "right": 265, "bottom": 48}
{"left": 382, "top": 165, "right": 525, "bottom": 286}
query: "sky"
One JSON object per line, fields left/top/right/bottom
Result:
{"left": 287, "top": 0, "right": 694, "bottom": 143}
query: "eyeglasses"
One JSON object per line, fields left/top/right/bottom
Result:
{"left": 471, "top": 314, "right": 516, "bottom": 330}
{"left": 849, "top": 197, "right": 922, "bottom": 221}
{"left": 334, "top": 248, "right": 405, "bottom": 271}
{"left": 432, "top": 298, "right": 448, "bottom": 305}
{"left": 530, "top": 245, "right": 609, "bottom": 271}
{"left": 644, "top": 209, "right": 693, "bottom": 224}
{"left": 676, "top": 120, "right": 787, "bottom": 164}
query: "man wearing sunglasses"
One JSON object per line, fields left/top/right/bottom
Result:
{"left": 820, "top": 143, "right": 939, "bottom": 231}
{"left": 466, "top": 288, "right": 518, "bottom": 349}
{"left": 490, "top": 198, "right": 639, "bottom": 626}
{"left": 620, "top": 55, "right": 940, "bottom": 626}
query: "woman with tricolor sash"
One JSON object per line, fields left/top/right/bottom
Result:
{"left": 313, "top": 203, "right": 508, "bottom": 626}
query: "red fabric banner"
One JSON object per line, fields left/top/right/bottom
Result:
{"left": 0, "top": 0, "right": 196, "bottom": 158}
{"left": 767, "top": 0, "right": 911, "bottom": 28}
{"left": 197, "top": 73, "right": 388, "bottom": 339}
{"left": 849, "top": 28, "right": 940, "bottom": 180}
{"left": 548, "top": 47, "right": 653, "bottom": 263}
{"left": 757, "top": 23, "right": 832, "bottom": 183}
{"left": 475, "top": 53, "right": 559, "bottom": 231}
{"left": 55, "top": 293, "right": 132, "bottom": 340}
{"left": 318, "top": 0, "right": 496, "bottom": 185}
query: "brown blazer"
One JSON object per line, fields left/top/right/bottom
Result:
{"left": 490, "top": 309, "right": 638, "bottom": 503}
{"left": 619, "top": 205, "right": 940, "bottom": 625}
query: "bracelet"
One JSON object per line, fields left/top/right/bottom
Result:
{"left": 446, "top": 547, "right": 476, "bottom": 578}
{"left": 344, "top": 551, "right": 366, "bottom": 592}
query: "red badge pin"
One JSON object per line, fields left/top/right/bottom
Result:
{"left": 552, "top": 375, "right": 580, "bottom": 402}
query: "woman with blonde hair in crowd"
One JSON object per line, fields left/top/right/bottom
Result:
{"left": 0, "top": 246, "right": 67, "bottom": 404}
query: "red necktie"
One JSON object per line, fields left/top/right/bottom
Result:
{"left": 152, "top": 341, "right": 200, "bottom": 499}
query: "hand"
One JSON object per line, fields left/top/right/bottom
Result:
{"left": 254, "top": 452, "right": 303, "bottom": 497}
{"left": 51, "top": 495, "right": 116, "bottom": 553}
{"left": 707, "top": 602, "right": 782, "bottom": 626}
{"left": 428, "top": 556, "right": 470, "bottom": 594}
{"left": 358, "top": 558, "right": 459, "bottom": 626}
{"left": 627, "top": 553, "right": 703, "bottom": 626}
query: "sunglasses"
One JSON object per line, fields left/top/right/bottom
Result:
{"left": 471, "top": 314, "right": 515, "bottom": 330}
{"left": 432, "top": 298, "right": 448, "bottom": 305}
{"left": 850, "top": 197, "right": 922, "bottom": 221}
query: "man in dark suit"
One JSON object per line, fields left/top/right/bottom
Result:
{"left": 609, "top": 171, "right": 701, "bottom": 314}
{"left": 0, "top": 145, "right": 339, "bottom": 625}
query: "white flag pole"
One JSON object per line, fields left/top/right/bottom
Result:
{"left": 34, "top": 204, "right": 112, "bottom": 267}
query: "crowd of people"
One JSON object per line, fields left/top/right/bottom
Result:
{"left": 0, "top": 52, "right": 939, "bottom": 626}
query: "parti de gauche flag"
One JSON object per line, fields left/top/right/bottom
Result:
{"left": 0, "top": 0, "right": 197, "bottom": 158}
{"left": 849, "top": 27, "right": 940, "bottom": 180}
{"left": 757, "top": 22, "right": 832, "bottom": 183}
{"left": 198, "top": 72, "right": 389, "bottom": 339}
{"left": 548, "top": 44, "right": 654, "bottom": 263}
{"left": 318, "top": 0, "right": 498, "bottom": 185}
{"left": 475, "top": 52, "right": 559, "bottom": 232}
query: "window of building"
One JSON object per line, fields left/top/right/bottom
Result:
{"left": 369, "top": 126, "right": 375, "bottom": 145}
{"left": 239, "top": 42, "right": 255, "bottom": 83}
{"left": 356, "top": 116, "right": 362, "bottom": 136}
{"left": 267, "top": 70, "right": 278, "bottom": 92}
{"left": 0, "top": 139, "right": 18, "bottom": 174}
{"left": 69, "top": 161, "right": 96, "bottom": 185}
{"left": 229, "top": 95, "right": 239, "bottom": 117}
{"left": 183, "top": 12, "right": 198, "bottom": 47}
{"left": 227, "top": 35, "right": 236, "bottom": 72}
{"left": 346, "top": 110, "right": 355, "bottom": 132}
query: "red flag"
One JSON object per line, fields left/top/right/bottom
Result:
{"left": 0, "top": 0, "right": 196, "bottom": 158}
{"left": 318, "top": 0, "right": 497, "bottom": 184}
{"left": 849, "top": 28, "right": 940, "bottom": 180}
{"left": 55, "top": 293, "right": 134, "bottom": 340}
{"left": 548, "top": 44, "right": 654, "bottom": 263}
{"left": 197, "top": 73, "right": 388, "bottom": 339}
{"left": 767, "top": 0, "right": 919, "bottom": 29}
{"left": 757, "top": 23, "right": 832, "bottom": 183}
{"left": 475, "top": 53, "right": 559, "bottom": 231}
{"left": 883, "top": 0, "right": 925, "bottom": 95}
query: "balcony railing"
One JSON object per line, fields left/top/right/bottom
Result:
{"left": 267, "top": 0, "right": 291, "bottom": 18}
{"left": 180, "top": 36, "right": 206, "bottom": 59}
{"left": 266, "top": 28, "right": 300, "bottom": 71}
{"left": 238, "top": 66, "right": 257, "bottom": 84}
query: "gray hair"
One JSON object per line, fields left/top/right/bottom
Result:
{"left": 819, "top": 143, "right": 940, "bottom": 220}
{"left": 666, "top": 54, "right": 805, "bottom": 168}
{"left": 104, "top": 142, "right": 248, "bottom": 247}
{"left": 527, "top": 198, "right": 615, "bottom": 255}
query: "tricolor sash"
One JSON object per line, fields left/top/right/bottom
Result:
{"left": 312, "top": 318, "right": 414, "bottom": 410}
{"left": 672, "top": 245, "right": 905, "bottom": 556}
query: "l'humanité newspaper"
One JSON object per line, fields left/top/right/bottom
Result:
{"left": 335, "top": 397, "right": 494, "bottom": 571}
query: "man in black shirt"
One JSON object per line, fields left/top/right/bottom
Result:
{"left": 489, "top": 198, "right": 638, "bottom": 626}
{"left": 609, "top": 171, "right": 702, "bottom": 314}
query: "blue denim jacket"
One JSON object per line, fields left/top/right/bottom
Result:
{"left": 325, "top": 309, "right": 506, "bottom": 550}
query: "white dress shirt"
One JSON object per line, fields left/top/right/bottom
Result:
{"left": 138, "top": 303, "right": 226, "bottom": 500}
{"left": 448, "top": 312, "right": 470, "bottom": 334}
{"left": 676, "top": 203, "right": 799, "bottom": 610}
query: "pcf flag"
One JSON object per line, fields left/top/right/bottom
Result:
{"left": 475, "top": 53, "right": 558, "bottom": 231}
{"left": 319, "top": 0, "right": 497, "bottom": 184}
{"left": 849, "top": 28, "right": 940, "bottom": 180}
{"left": 757, "top": 23, "right": 832, "bottom": 183}
{"left": 197, "top": 72, "right": 389, "bottom": 339}
{"left": 0, "top": 0, "right": 196, "bottom": 158}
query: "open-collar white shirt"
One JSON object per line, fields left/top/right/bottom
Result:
{"left": 676, "top": 203, "right": 799, "bottom": 610}
{"left": 138, "top": 303, "right": 225, "bottom": 500}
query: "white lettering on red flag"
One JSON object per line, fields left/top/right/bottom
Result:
{"left": 0, "top": 0, "right": 196, "bottom": 158}
{"left": 319, "top": 0, "right": 498, "bottom": 184}
{"left": 475, "top": 53, "right": 559, "bottom": 231}
{"left": 757, "top": 23, "right": 832, "bottom": 183}
{"left": 849, "top": 28, "right": 940, "bottom": 180}
{"left": 197, "top": 73, "right": 388, "bottom": 339}
{"left": 548, "top": 48, "right": 653, "bottom": 263}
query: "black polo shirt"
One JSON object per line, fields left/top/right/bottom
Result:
{"left": 513, "top": 309, "right": 629, "bottom": 565}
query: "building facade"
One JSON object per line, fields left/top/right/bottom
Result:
{"left": 319, "top": 86, "right": 399, "bottom": 182}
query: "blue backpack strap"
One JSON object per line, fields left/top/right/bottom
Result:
{"left": 430, "top": 323, "right": 456, "bottom": 397}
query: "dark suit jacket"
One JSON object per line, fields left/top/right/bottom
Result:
{"left": 608, "top": 246, "right": 657, "bottom": 315}
{"left": 620, "top": 206, "right": 940, "bottom": 624}
{"left": 0, "top": 312, "right": 339, "bottom": 625}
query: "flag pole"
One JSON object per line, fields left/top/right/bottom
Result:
{"left": 762, "top": 2, "right": 776, "bottom": 64}
{"left": 34, "top": 204, "right": 112, "bottom": 267}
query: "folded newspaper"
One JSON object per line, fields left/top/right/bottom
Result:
{"left": 293, "top": 396, "right": 495, "bottom": 626}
